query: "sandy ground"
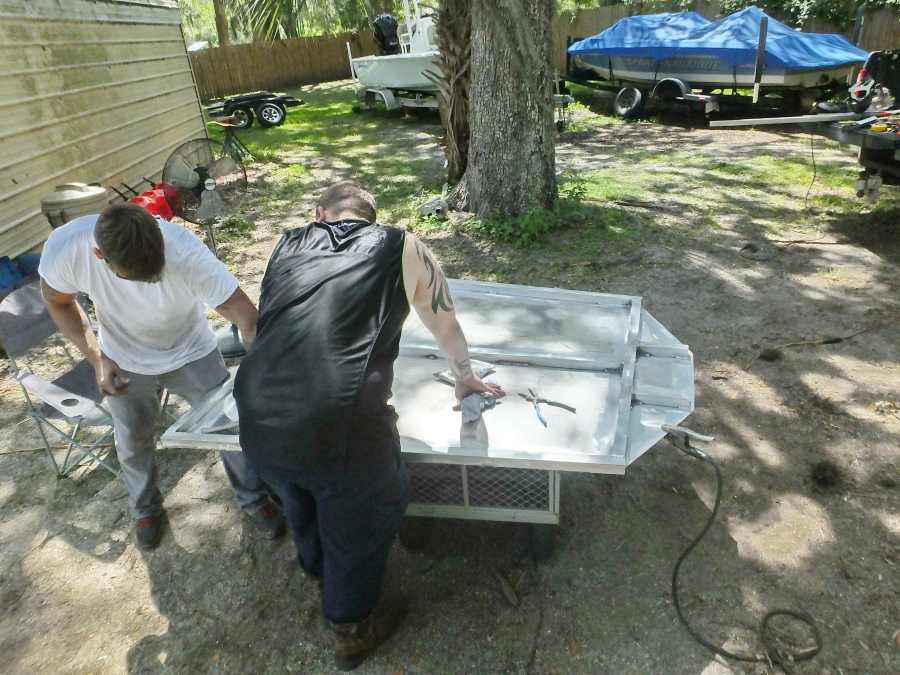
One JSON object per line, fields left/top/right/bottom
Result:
{"left": 1, "top": 85, "right": 898, "bottom": 674}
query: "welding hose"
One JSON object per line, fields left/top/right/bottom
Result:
{"left": 671, "top": 443, "right": 822, "bottom": 673}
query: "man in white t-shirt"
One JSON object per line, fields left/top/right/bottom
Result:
{"left": 38, "top": 202, "right": 285, "bottom": 549}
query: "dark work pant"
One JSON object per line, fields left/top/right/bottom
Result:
{"left": 259, "top": 453, "right": 409, "bottom": 624}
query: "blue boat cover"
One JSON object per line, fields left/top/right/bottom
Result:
{"left": 568, "top": 6, "right": 869, "bottom": 71}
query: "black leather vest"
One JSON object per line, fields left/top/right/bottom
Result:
{"left": 235, "top": 220, "right": 409, "bottom": 469}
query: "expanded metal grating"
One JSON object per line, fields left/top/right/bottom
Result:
{"left": 407, "top": 463, "right": 551, "bottom": 511}
{"left": 467, "top": 466, "right": 550, "bottom": 510}
{"left": 408, "top": 463, "right": 465, "bottom": 505}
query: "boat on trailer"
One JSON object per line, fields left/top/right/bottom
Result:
{"left": 348, "top": 0, "right": 441, "bottom": 111}
{"left": 567, "top": 6, "right": 870, "bottom": 116}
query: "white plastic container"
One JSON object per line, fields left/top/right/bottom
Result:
{"left": 40, "top": 183, "right": 110, "bottom": 229}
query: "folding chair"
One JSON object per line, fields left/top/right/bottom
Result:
{"left": 0, "top": 282, "right": 117, "bottom": 478}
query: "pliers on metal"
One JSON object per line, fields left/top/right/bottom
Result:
{"left": 518, "top": 388, "right": 576, "bottom": 428}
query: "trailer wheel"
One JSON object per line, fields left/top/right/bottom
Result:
{"left": 529, "top": 524, "right": 556, "bottom": 563}
{"left": 256, "top": 102, "right": 286, "bottom": 127}
{"left": 231, "top": 108, "right": 254, "bottom": 129}
{"left": 613, "top": 86, "right": 644, "bottom": 118}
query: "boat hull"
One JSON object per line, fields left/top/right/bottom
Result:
{"left": 572, "top": 54, "right": 853, "bottom": 89}
{"left": 351, "top": 52, "right": 442, "bottom": 92}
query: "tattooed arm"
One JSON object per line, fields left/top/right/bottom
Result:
{"left": 402, "top": 233, "right": 505, "bottom": 401}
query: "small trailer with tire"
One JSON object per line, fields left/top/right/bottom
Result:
{"left": 204, "top": 91, "right": 304, "bottom": 129}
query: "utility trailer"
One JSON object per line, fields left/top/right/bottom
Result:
{"left": 204, "top": 91, "right": 304, "bottom": 129}
{"left": 710, "top": 111, "right": 900, "bottom": 202}
{"left": 808, "top": 119, "right": 900, "bottom": 201}
{"left": 160, "top": 280, "right": 694, "bottom": 559}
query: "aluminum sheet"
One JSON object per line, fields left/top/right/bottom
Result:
{"left": 160, "top": 280, "right": 694, "bottom": 474}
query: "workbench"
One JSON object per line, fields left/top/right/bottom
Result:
{"left": 160, "top": 280, "right": 694, "bottom": 556}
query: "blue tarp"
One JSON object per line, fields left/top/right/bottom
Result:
{"left": 568, "top": 6, "right": 869, "bottom": 72}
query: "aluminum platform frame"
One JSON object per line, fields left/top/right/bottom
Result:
{"left": 160, "top": 280, "right": 694, "bottom": 529}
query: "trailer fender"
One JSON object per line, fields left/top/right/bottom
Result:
{"left": 651, "top": 78, "right": 690, "bottom": 101}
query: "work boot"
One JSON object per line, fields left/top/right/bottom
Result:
{"left": 329, "top": 593, "right": 409, "bottom": 671}
{"left": 246, "top": 498, "right": 286, "bottom": 539}
{"left": 135, "top": 513, "right": 165, "bottom": 550}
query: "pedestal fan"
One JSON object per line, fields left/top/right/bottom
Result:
{"left": 161, "top": 139, "right": 250, "bottom": 358}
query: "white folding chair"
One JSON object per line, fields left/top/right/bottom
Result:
{"left": 0, "top": 282, "right": 117, "bottom": 478}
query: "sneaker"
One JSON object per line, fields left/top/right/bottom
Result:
{"left": 329, "top": 592, "right": 409, "bottom": 671}
{"left": 135, "top": 513, "right": 165, "bottom": 550}
{"left": 246, "top": 499, "right": 286, "bottom": 539}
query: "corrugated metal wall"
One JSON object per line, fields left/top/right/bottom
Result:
{"left": 0, "top": 0, "right": 206, "bottom": 259}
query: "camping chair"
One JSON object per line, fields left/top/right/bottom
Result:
{"left": 0, "top": 282, "right": 117, "bottom": 478}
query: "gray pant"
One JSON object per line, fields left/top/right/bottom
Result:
{"left": 106, "top": 349, "right": 267, "bottom": 518}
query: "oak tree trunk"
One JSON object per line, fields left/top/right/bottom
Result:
{"left": 213, "top": 0, "right": 230, "bottom": 47}
{"left": 460, "top": 0, "right": 556, "bottom": 217}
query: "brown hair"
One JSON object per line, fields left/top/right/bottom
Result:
{"left": 94, "top": 203, "right": 165, "bottom": 282}
{"left": 317, "top": 181, "right": 377, "bottom": 222}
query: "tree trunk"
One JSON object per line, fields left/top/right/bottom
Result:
{"left": 431, "top": 0, "right": 471, "bottom": 184}
{"left": 462, "top": 0, "right": 556, "bottom": 217}
{"left": 213, "top": 0, "right": 230, "bottom": 47}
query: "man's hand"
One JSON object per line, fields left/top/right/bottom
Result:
{"left": 454, "top": 375, "right": 505, "bottom": 403}
{"left": 215, "top": 288, "right": 258, "bottom": 349}
{"left": 94, "top": 353, "right": 130, "bottom": 396}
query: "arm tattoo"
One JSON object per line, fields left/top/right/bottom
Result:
{"left": 451, "top": 357, "right": 473, "bottom": 380}
{"left": 414, "top": 237, "right": 454, "bottom": 314}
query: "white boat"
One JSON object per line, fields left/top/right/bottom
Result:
{"left": 349, "top": 0, "right": 441, "bottom": 97}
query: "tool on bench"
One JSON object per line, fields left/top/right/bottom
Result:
{"left": 518, "top": 388, "right": 576, "bottom": 428}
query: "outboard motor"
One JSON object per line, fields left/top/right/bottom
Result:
{"left": 850, "top": 50, "right": 899, "bottom": 112}
{"left": 373, "top": 14, "right": 400, "bottom": 55}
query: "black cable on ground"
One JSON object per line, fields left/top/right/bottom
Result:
{"left": 671, "top": 441, "right": 823, "bottom": 674}
{"left": 804, "top": 132, "right": 817, "bottom": 211}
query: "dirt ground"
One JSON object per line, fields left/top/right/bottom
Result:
{"left": 1, "top": 82, "right": 898, "bottom": 674}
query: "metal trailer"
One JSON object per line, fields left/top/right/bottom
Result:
{"left": 204, "top": 92, "right": 304, "bottom": 129}
{"left": 803, "top": 119, "right": 900, "bottom": 201}
{"left": 160, "top": 280, "right": 694, "bottom": 557}
{"left": 349, "top": 81, "right": 575, "bottom": 131}
{"left": 710, "top": 111, "right": 900, "bottom": 201}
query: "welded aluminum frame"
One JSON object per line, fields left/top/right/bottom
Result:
{"left": 160, "top": 280, "right": 694, "bottom": 525}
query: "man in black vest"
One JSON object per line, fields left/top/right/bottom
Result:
{"left": 235, "top": 182, "right": 503, "bottom": 670}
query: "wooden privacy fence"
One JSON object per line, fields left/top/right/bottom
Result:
{"left": 191, "top": 6, "right": 899, "bottom": 101}
{"left": 190, "top": 31, "right": 376, "bottom": 100}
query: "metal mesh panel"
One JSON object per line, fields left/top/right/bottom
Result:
{"left": 408, "top": 463, "right": 464, "bottom": 505}
{"left": 466, "top": 466, "right": 550, "bottom": 510}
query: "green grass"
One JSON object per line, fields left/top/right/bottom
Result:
{"left": 206, "top": 83, "right": 445, "bottom": 223}
{"left": 201, "top": 81, "right": 896, "bottom": 261}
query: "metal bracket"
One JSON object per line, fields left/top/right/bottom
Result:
{"left": 662, "top": 424, "right": 714, "bottom": 460}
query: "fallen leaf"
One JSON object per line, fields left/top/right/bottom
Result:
{"left": 493, "top": 569, "right": 519, "bottom": 607}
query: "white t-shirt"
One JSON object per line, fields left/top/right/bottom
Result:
{"left": 38, "top": 215, "right": 239, "bottom": 375}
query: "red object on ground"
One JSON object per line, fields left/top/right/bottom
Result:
{"left": 129, "top": 183, "right": 181, "bottom": 220}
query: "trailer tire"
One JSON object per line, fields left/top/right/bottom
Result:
{"left": 256, "top": 102, "right": 286, "bottom": 127}
{"left": 613, "top": 86, "right": 644, "bottom": 118}
{"left": 231, "top": 108, "right": 254, "bottom": 129}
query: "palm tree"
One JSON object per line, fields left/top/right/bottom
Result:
{"left": 213, "top": 0, "right": 230, "bottom": 45}
{"left": 234, "top": 0, "right": 384, "bottom": 40}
